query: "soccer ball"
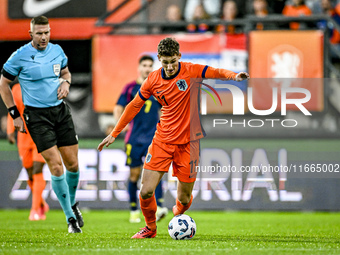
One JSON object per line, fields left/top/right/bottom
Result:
{"left": 168, "top": 214, "right": 196, "bottom": 240}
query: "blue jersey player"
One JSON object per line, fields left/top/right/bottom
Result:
{"left": 114, "top": 55, "right": 168, "bottom": 223}
{"left": 0, "top": 16, "right": 83, "bottom": 233}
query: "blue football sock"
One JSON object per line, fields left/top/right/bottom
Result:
{"left": 155, "top": 180, "right": 163, "bottom": 207}
{"left": 51, "top": 174, "right": 75, "bottom": 222}
{"left": 128, "top": 180, "right": 138, "bottom": 211}
{"left": 65, "top": 170, "right": 79, "bottom": 206}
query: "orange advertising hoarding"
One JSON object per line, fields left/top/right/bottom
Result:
{"left": 92, "top": 35, "right": 165, "bottom": 112}
{"left": 92, "top": 34, "right": 245, "bottom": 112}
{"left": 249, "top": 30, "right": 324, "bottom": 78}
{"left": 249, "top": 31, "right": 324, "bottom": 112}
{"left": 0, "top": 0, "right": 140, "bottom": 40}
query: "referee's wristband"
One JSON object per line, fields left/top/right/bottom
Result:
{"left": 60, "top": 79, "right": 71, "bottom": 85}
{"left": 8, "top": 106, "right": 20, "bottom": 119}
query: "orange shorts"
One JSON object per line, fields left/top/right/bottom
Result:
{"left": 143, "top": 138, "right": 200, "bottom": 183}
{"left": 17, "top": 133, "right": 45, "bottom": 169}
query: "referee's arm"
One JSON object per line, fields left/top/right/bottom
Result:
{"left": 0, "top": 74, "right": 16, "bottom": 109}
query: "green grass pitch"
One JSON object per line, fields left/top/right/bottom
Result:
{"left": 0, "top": 210, "right": 339, "bottom": 255}
{"left": 1, "top": 139, "right": 340, "bottom": 254}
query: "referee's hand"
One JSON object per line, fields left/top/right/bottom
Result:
{"left": 57, "top": 80, "right": 70, "bottom": 100}
{"left": 97, "top": 134, "right": 116, "bottom": 151}
{"left": 14, "top": 117, "right": 27, "bottom": 133}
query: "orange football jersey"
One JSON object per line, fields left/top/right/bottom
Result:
{"left": 111, "top": 62, "right": 237, "bottom": 144}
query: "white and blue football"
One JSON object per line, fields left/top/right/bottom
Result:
{"left": 168, "top": 214, "right": 196, "bottom": 240}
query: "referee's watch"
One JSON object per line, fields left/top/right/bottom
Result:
{"left": 63, "top": 80, "right": 71, "bottom": 85}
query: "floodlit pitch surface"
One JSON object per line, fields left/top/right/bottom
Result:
{"left": 0, "top": 210, "right": 339, "bottom": 255}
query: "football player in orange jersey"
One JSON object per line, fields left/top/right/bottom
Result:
{"left": 98, "top": 37, "right": 249, "bottom": 238}
{"left": 7, "top": 83, "right": 49, "bottom": 221}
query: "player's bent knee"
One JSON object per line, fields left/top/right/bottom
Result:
{"left": 44, "top": 157, "right": 63, "bottom": 173}
{"left": 129, "top": 172, "right": 140, "bottom": 182}
{"left": 33, "top": 162, "right": 44, "bottom": 174}
{"left": 139, "top": 188, "right": 154, "bottom": 200}
{"left": 129, "top": 167, "right": 140, "bottom": 182}
{"left": 48, "top": 162, "right": 64, "bottom": 176}
{"left": 64, "top": 161, "right": 78, "bottom": 172}
{"left": 130, "top": 176, "right": 139, "bottom": 183}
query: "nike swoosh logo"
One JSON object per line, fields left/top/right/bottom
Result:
{"left": 23, "top": 0, "right": 71, "bottom": 17}
{"left": 156, "top": 90, "right": 165, "bottom": 94}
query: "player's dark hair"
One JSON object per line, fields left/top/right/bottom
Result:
{"left": 31, "top": 16, "right": 49, "bottom": 26}
{"left": 139, "top": 55, "right": 154, "bottom": 64}
{"left": 158, "top": 38, "right": 180, "bottom": 56}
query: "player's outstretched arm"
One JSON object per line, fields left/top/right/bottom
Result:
{"left": 204, "top": 67, "right": 250, "bottom": 81}
{"left": 97, "top": 135, "right": 115, "bottom": 151}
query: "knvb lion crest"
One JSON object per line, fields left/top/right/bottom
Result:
{"left": 53, "top": 64, "right": 61, "bottom": 76}
{"left": 176, "top": 79, "right": 188, "bottom": 91}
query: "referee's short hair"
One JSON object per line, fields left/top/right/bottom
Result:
{"left": 31, "top": 16, "right": 49, "bottom": 27}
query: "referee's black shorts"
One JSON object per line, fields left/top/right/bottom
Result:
{"left": 23, "top": 102, "right": 78, "bottom": 153}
